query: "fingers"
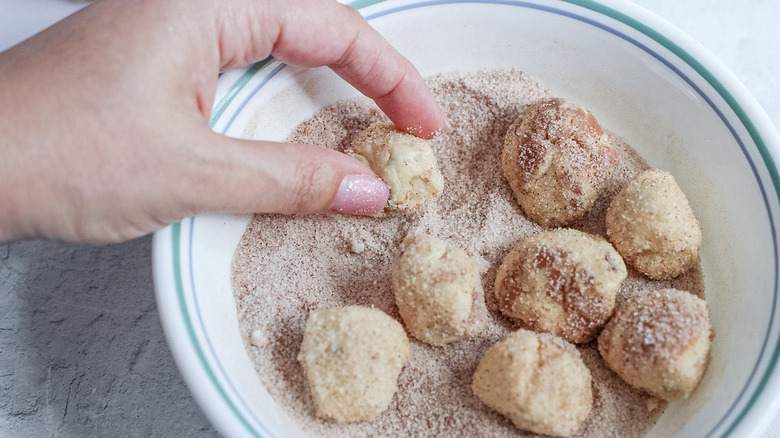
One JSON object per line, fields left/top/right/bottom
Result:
{"left": 327, "top": 26, "right": 450, "bottom": 140}
{"left": 182, "top": 131, "right": 389, "bottom": 217}
{"left": 242, "top": 0, "right": 449, "bottom": 139}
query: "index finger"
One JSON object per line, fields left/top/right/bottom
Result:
{"left": 265, "top": 0, "right": 450, "bottom": 139}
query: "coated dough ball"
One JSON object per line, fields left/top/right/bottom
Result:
{"left": 495, "top": 228, "right": 627, "bottom": 343}
{"left": 606, "top": 169, "right": 702, "bottom": 280}
{"left": 502, "top": 98, "right": 617, "bottom": 227}
{"left": 392, "top": 234, "right": 485, "bottom": 345}
{"left": 472, "top": 329, "right": 592, "bottom": 437}
{"left": 349, "top": 122, "right": 444, "bottom": 215}
{"left": 297, "top": 306, "right": 410, "bottom": 422}
{"left": 598, "top": 288, "right": 712, "bottom": 401}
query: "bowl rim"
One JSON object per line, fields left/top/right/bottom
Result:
{"left": 153, "top": 1, "right": 780, "bottom": 437}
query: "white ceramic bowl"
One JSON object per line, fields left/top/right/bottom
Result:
{"left": 153, "top": 1, "right": 780, "bottom": 437}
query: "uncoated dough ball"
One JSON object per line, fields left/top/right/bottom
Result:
{"left": 297, "top": 306, "right": 410, "bottom": 422}
{"left": 606, "top": 169, "right": 702, "bottom": 280}
{"left": 472, "top": 329, "right": 593, "bottom": 437}
{"left": 502, "top": 98, "right": 617, "bottom": 227}
{"left": 392, "top": 234, "right": 485, "bottom": 345}
{"left": 598, "top": 288, "right": 712, "bottom": 401}
{"left": 495, "top": 228, "right": 627, "bottom": 343}
{"left": 349, "top": 122, "right": 444, "bottom": 215}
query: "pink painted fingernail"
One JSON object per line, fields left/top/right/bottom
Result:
{"left": 330, "top": 174, "right": 390, "bottom": 216}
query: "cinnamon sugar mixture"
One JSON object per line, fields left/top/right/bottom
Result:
{"left": 231, "top": 70, "right": 706, "bottom": 437}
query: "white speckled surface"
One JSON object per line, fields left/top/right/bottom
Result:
{"left": 0, "top": 0, "right": 778, "bottom": 437}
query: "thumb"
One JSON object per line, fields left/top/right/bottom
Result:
{"left": 182, "top": 132, "right": 390, "bottom": 217}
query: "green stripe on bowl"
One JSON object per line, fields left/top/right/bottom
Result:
{"left": 210, "top": 58, "right": 273, "bottom": 130}
{"left": 172, "top": 221, "right": 262, "bottom": 438}
{"left": 348, "top": 0, "right": 388, "bottom": 8}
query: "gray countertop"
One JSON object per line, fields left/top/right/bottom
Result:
{"left": 1, "top": 0, "right": 778, "bottom": 437}
{"left": 0, "top": 239, "right": 215, "bottom": 436}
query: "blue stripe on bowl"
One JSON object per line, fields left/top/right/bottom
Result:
{"left": 170, "top": 1, "right": 780, "bottom": 437}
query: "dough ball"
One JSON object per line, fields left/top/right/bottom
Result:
{"left": 392, "top": 234, "right": 485, "bottom": 345}
{"left": 349, "top": 122, "right": 444, "bottom": 215}
{"left": 598, "top": 288, "right": 712, "bottom": 401}
{"left": 472, "top": 329, "right": 592, "bottom": 436}
{"left": 495, "top": 228, "right": 627, "bottom": 343}
{"left": 502, "top": 98, "right": 617, "bottom": 227}
{"left": 606, "top": 169, "right": 702, "bottom": 280}
{"left": 297, "top": 306, "right": 410, "bottom": 422}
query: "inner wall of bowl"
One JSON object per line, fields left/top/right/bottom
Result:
{"left": 203, "top": 2, "right": 776, "bottom": 437}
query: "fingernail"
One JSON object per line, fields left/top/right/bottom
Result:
{"left": 425, "top": 116, "right": 451, "bottom": 139}
{"left": 330, "top": 174, "right": 390, "bottom": 216}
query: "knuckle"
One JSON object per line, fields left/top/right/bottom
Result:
{"left": 337, "top": 3, "right": 365, "bottom": 25}
{"left": 289, "top": 159, "right": 329, "bottom": 214}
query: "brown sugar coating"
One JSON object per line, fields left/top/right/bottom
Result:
{"left": 297, "top": 306, "right": 411, "bottom": 422}
{"left": 502, "top": 98, "right": 617, "bottom": 227}
{"left": 233, "top": 70, "right": 704, "bottom": 438}
{"left": 495, "top": 228, "right": 627, "bottom": 343}
{"left": 606, "top": 169, "right": 702, "bottom": 280}
{"left": 392, "top": 234, "right": 486, "bottom": 345}
{"left": 348, "top": 122, "right": 444, "bottom": 215}
{"left": 472, "top": 329, "right": 593, "bottom": 437}
{"left": 598, "top": 288, "right": 711, "bottom": 401}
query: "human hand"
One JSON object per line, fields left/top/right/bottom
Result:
{"left": 0, "top": 0, "right": 448, "bottom": 243}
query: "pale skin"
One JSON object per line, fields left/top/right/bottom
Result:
{"left": 0, "top": 0, "right": 449, "bottom": 243}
